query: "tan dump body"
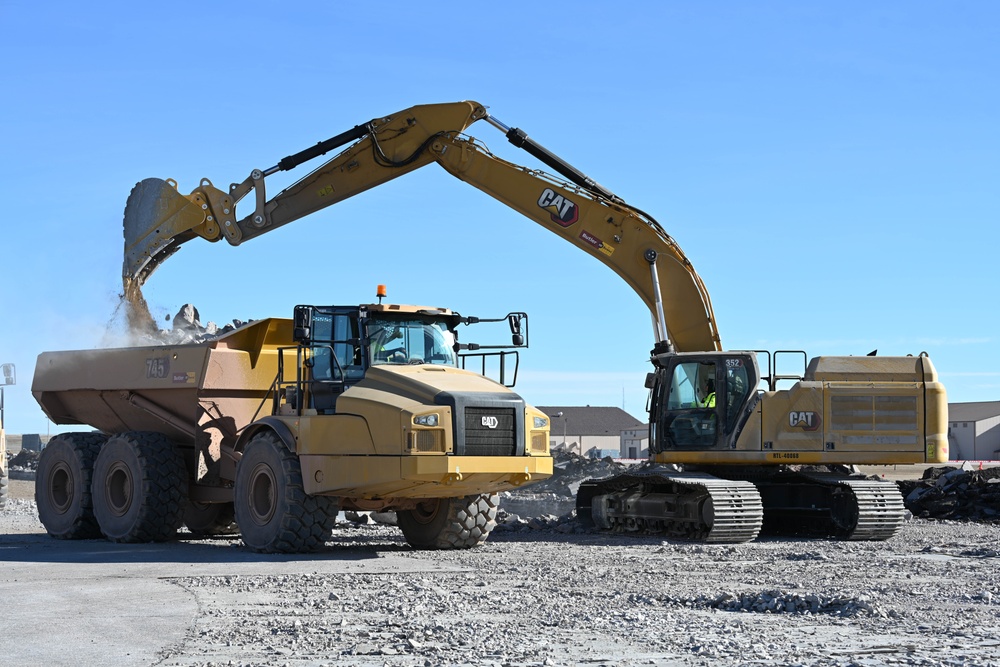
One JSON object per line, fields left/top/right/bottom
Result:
{"left": 35, "top": 320, "right": 288, "bottom": 440}
{"left": 34, "top": 320, "right": 286, "bottom": 444}
{"left": 34, "top": 320, "right": 289, "bottom": 495}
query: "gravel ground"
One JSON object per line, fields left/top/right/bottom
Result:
{"left": 3, "top": 479, "right": 1000, "bottom": 666}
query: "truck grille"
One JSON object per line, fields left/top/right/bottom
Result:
{"left": 464, "top": 407, "right": 516, "bottom": 456}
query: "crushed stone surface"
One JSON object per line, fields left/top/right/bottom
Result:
{"left": 138, "top": 521, "right": 1000, "bottom": 666}
{"left": 4, "top": 483, "right": 1000, "bottom": 666}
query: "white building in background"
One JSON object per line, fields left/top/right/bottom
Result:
{"left": 948, "top": 401, "right": 1000, "bottom": 461}
{"left": 538, "top": 406, "right": 644, "bottom": 458}
{"left": 620, "top": 426, "right": 648, "bottom": 460}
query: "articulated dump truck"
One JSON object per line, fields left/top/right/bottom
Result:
{"left": 32, "top": 302, "right": 553, "bottom": 553}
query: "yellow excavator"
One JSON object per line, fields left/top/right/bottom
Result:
{"left": 123, "top": 100, "right": 948, "bottom": 542}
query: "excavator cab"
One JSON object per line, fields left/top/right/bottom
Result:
{"left": 649, "top": 352, "right": 759, "bottom": 453}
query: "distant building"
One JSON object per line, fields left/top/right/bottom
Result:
{"left": 538, "top": 406, "right": 644, "bottom": 458}
{"left": 949, "top": 401, "right": 1000, "bottom": 461}
{"left": 621, "top": 426, "right": 649, "bottom": 460}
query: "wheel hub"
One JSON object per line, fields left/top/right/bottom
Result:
{"left": 48, "top": 462, "right": 73, "bottom": 514}
{"left": 105, "top": 462, "right": 134, "bottom": 517}
{"left": 410, "top": 499, "right": 442, "bottom": 525}
{"left": 248, "top": 463, "right": 277, "bottom": 525}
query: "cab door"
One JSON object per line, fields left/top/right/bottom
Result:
{"left": 651, "top": 353, "right": 757, "bottom": 453}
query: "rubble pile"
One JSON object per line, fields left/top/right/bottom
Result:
{"left": 495, "top": 510, "right": 580, "bottom": 533}
{"left": 496, "top": 450, "right": 636, "bottom": 523}
{"left": 7, "top": 449, "right": 39, "bottom": 474}
{"left": 509, "top": 449, "right": 629, "bottom": 499}
{"left": 143, "top": 304, "right": 251, "bottom": 345}
{"left": 899, "top": 465, "right": 1000, "bottom": 521}
{"left": 632, "top": 589, "right": 887, "bottom": 617}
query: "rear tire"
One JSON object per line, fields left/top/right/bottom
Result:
{"left": 184, "top": 501, "right": 238, "bottom": 536}
{"left": 397, "top": 493, "right": 499, "bottom": 549}
{"left": 233, "top": 432, "right": 337, "bottom": 553}
{"left": 92, "top": 432, "right": 188, "bottom": 542}
{"left": 35, "top": 432, "right": 107, "bottom": 539}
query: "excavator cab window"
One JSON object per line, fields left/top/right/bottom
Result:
{"left": 723, "top": 358, "right": 752, "bottom": 434}
{"left": 651, "top": 353, "right": 759, "bottom": 452}
{"left": 659, "top": 361, "right": 719, "bottom": 448}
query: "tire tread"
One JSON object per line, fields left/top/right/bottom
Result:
{"left": 36, "top": 432, "right": 107, "bottom": 539}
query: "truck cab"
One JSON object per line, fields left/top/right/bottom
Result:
{"left": 286, "top": 303, "right": 525, "bottom": 416}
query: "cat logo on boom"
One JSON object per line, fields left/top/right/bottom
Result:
{"left": 537, "top": 188, "right": 579, "bottom": 227}
{"left": 789, "top": 411, "right": 821, "bottom": 432}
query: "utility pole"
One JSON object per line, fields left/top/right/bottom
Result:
{"left": 555, "top": 411, "right": 566, "bottom": 451}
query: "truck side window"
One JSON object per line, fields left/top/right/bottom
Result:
{"left": 311, "top": 314, "right": 360, "bottom": 381}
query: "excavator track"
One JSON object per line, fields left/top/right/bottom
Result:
{"left": 576, "top": 466, "right": 763, "bottom": 543}
{"left": 753, "top": 470, "right": 906, "bottom": 541}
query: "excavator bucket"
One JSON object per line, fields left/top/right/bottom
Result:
{"left": 122, "top": 178, "right": 207, "bottom": 285}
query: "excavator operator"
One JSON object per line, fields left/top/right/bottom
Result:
{"left": 700, "top": 379, "right": 716, "bottom": 408}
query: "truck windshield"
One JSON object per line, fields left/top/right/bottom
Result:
{"left": 367, "top": 317, "right": 458, "bottom": 366}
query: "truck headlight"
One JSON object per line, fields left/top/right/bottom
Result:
{"left": 533, "top": 416, "right": 548, "bottom": 429}
{"left": 414, "top": 414, "right": 439, "bottom": 427}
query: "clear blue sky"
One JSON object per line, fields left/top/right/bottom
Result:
{"left": 1, "top": 1, "right": 997, "bottom": 434}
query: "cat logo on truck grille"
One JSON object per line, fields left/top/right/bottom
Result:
{"left": 481, "top": 415, "right": 499, "bottom": 429}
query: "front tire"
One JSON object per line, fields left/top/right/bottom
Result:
{"left": 35, "top": 432, "right": 107, "bottom": 539}
{"left": 233, "top": 432, "right": 337, "bottom": 553}
{"left": 91, "top": 432, "right": 188, "bottom": 542}
{"left": 397, "top": 494, "right": 499, "bottom": 549}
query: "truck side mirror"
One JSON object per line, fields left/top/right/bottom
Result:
{"left": 293, "top": 306, "right": 312, "bottom": 342}
{"left": 508, "top": 313, "right": 526, "bottom": 347}
{"left": 644, "top": 372, "right": 656, "bottom": 389}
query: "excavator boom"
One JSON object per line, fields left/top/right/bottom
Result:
{"left": 122, "top": 101, "right": 722, "bottom": 353}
